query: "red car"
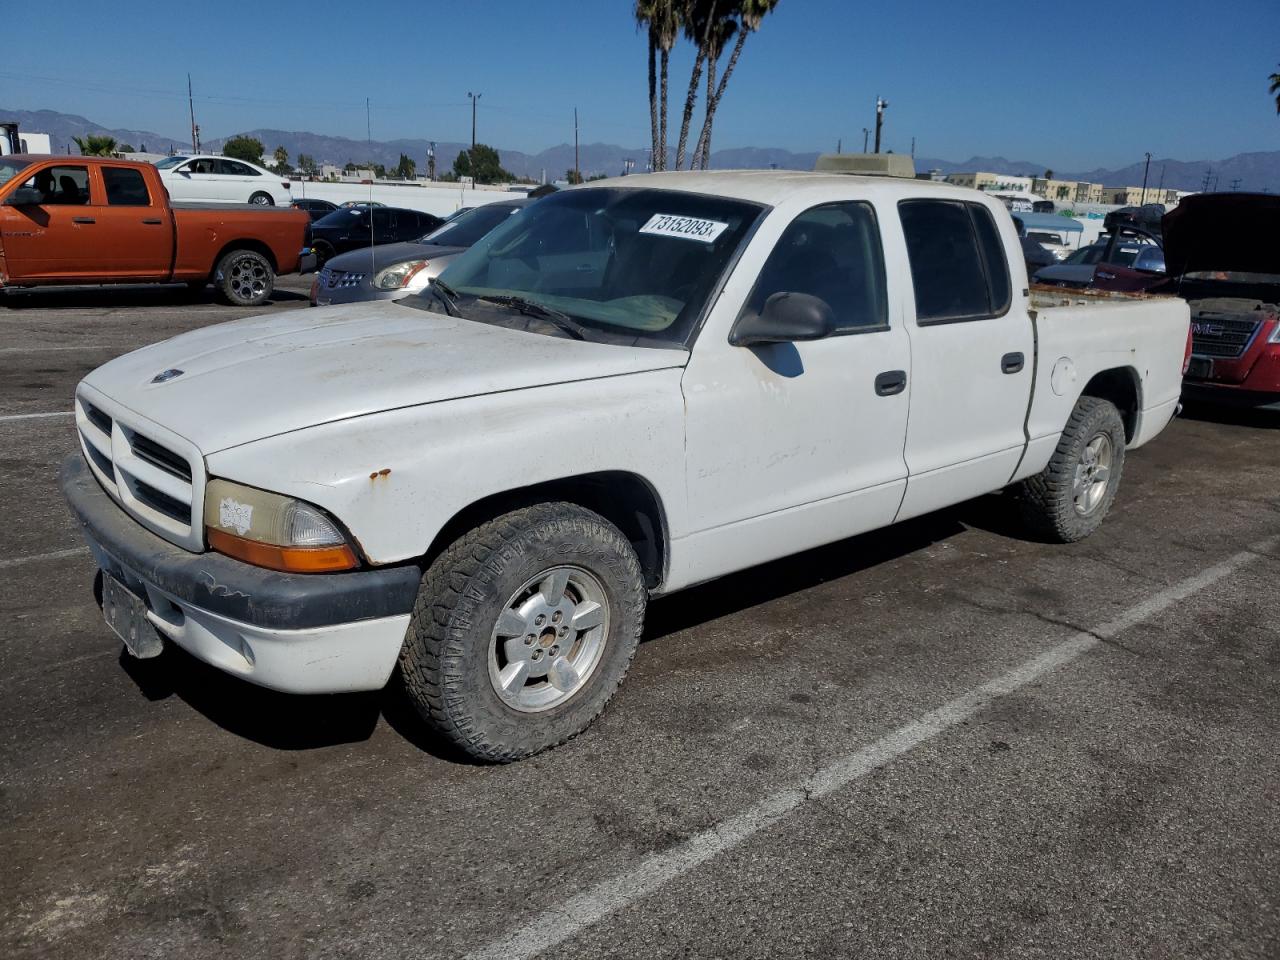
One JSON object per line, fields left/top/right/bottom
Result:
{"left": 1167, "top": 194, "right": 1280, "bottom": 412}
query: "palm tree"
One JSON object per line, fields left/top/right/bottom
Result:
{"left": 691, "top": 0, "right": 780, "bottom": 170}
{"left": 1271, "top": 65, "right": 1280, "bottom": 114}
{"left": 635, "top": 0, "right": 682, "bottom": 170}
{"left": 72, "top": 134, "right": 117, "bottom": 157}
{"left": 675, "top": 0, "right": 726, "bottom": 170}
{"left": 689, "top": 15, "right": 738, "bottom": 170}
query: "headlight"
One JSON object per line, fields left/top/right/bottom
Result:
{"left": 373, "top": 260, "right": 429, "bottom": 290}
{"left": 1269, "top": 321, "right": 1280, "bottom": 344}
{"left": 204, "top": 478, "right": 358, "bottom": 572}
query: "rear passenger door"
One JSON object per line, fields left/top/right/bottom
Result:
{"left": 894, "top": 198, "right": 1034, "bottom": 521}
{"left": 92, "top": 166, "right": 173, "bottom": 279}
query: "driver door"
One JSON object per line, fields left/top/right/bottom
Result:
{"left": 0, "top": 163, "right": 99, "bottom": 280}
{"left": 680, "top": 201, "right": 912, "bottom": 574}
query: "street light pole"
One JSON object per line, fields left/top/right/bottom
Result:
{"left": 862, "top": 128, "right": 869, "bottom": 152}
{"left": 873, "top": 97, "right": 888, "bottom": 154}
{"left": 467, "top": 91, "right": 481, "bottom": 180}
{"left": 1140, "top": 152, "right": 1151, "bottom": 205}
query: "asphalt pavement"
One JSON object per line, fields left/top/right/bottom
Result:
{"left": 1, "top": 278, "right": 1277, "bottom": 959}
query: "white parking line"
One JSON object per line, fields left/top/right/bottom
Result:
{"left": 0, "top": 546, "right": 89, "bottom": 570}
{"left": 0, "top": 411, "right": 75, "bottom": 422}
{"left": 0, "top": 344, "right": 114, "bottom": 354}
{"left": 465, "top": 536, "right": 1277, "bottom": 960}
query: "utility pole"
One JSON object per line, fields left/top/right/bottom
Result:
{"left": 1140, "top": 152, "right": 1151, "bottom": 205}
{"left": 1200, "top": 168, "right": 1212, "bottom": 193}
{"left": 427, "top": 141, "right": 436, "bottom": 181}
{"left": 574, "top": 107, "right": 580, "bottom": 184}
{"left": 910, "top": 136, "right": 915, "bottom": 158}
{"left": 467, "top": 91, "right": 481, "bottom": 179}
{"left": 873, "top": 97, "right": 888, "bottom": 154}
{"left": 862, "top": 128, "right": 869, "bottom": 152}
{"left": 1157, "top": 163, "right": 1165, "bottom": 195}
{"left": 836, "top": 138, "right": 842, "bottom": 154}
{"left": 187, "top": 74, "right": 198, "bottom": 153}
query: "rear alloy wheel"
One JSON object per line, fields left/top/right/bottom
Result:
{"left": 1015, "top": 395, "right": 1127, "bottom": 542}
{"left": 248, "top": 191, "right": 274, "bottom": 206}
{"left": 398, "top": 502, "right": 646, "bottom": 762}
{"left": 214, "top": 249, "right": 275, "bottom": 306}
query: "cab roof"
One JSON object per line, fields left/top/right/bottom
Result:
{"left": 579, "top": 169, "right": 983, "bottom": 206}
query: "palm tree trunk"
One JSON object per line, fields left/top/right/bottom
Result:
{"left": 647, "top": 29, "right": 660, "bottom": 167}
{"left": 694, "top": 28, "right": 749, "bottom": 170}
{"left": 692, "top": 50, "right": 718, "bottom": 170}
{"left": 675, "top": 50, "right": 705, "bottom": 170}
{"left": 658, "top": 48, "right": 670, "bottom": 170}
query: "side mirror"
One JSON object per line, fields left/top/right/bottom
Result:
{"left": 730, "top": 292, "right": 836, "bottom": 346}
{"left": 5, "top": 186, "right": 43, "bottom": 206}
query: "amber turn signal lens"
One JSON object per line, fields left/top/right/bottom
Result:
{"left": 207, "top": 527, "right": 358, "bottom": 573}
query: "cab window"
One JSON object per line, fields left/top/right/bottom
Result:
{"left": 899, "top": 199, "right": 1011, "bottom": 324}
{"left": 21, "top": 165, "right": 90, "bottom": 205}
{"left": 102, "top": 167, "right": 151, "bottom": 206}
{"left": 740, "top": 201, "right": 889, "bottom": 334}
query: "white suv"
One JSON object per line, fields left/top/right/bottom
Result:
{"left": 154, "top": 154, "right": 292, "bottom": 206}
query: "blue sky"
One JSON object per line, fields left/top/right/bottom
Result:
{"left": 6, "top": 0, "right": 1279, "bottom": 169}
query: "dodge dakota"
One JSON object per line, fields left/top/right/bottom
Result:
{"left": 60, "top": 172, "right": 1191, "bottom": 761}
{"left": 0, "top": 155, "right": 309, "bottom": 305}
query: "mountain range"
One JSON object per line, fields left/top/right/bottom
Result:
{"left": 6, "top": 106, "right": 1278, "bottom": 193}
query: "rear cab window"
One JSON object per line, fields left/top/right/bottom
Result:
{"left": 101, "top": 167, "right": 151, "bottom": 206}
{"left": 899, "top": 198, "right": 1012, "bottom": 324}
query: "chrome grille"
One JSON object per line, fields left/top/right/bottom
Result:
{"left": 1190, "top": 315, "right": 1261, "bottom": 359}
{"left": 75, "top": 389, "right": 205, "bottom": 550}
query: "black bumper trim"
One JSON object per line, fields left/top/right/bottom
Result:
{"left": 1182, "top": 382, "right": 1280, "bottom": 412}
{"left": 59, "top": 454, "right": 422, "bottom": 630}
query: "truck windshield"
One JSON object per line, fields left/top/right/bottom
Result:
{"left": 0, "top": 157, "right": 33, "bottom": 187}
{"left": 409, "top": 187, "right": 764, "bottom": 345}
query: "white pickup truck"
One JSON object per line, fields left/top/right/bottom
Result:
{"left": 61, "top": 172, "right": 1191, "bottom": 761}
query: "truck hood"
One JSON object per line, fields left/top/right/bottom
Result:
{"left": 81, "top": 300, "right": 688, "bottom": 454}
{"left": 1162, "top": 193, "right": 1280, "bottom": 279}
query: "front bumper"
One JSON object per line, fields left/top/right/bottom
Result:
{"left": 60, "top": 454, "right": 420, "bottom": 693}
{"left": 1182, "top": 381, "right": 1280, "bottom": 412}
{"left": 310, "top": 279, "right": 401, "bottom": 307}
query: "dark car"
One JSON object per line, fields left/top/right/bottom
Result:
{"left": 308, "top": 205, "right": 445, "bottom": 268}
{"left": 1033, "top": 228, "right": 1165, "bottom": 291}
{"left": 311, "top": 199, "right": 529, "bottom": 306}
{"left": 291, "top": 198, "right": 338, "bottom": 221}
{"left": 1020, "top": 236, "right": 1057, "bottom": 276}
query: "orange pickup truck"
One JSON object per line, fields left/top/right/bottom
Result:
{"left": 0, "top": 155, "right": 310, "bottom": 306}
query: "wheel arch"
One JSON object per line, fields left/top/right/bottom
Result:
{"left": 424, "top": 471, "right": 670, "bottom": 591}
{"left": 1079, "top": 365, "right": 1142, "bottom": 442}
{"left": 212, "top": 238, "right": 279, "bottom": 276}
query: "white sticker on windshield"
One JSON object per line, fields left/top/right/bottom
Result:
{"left": 639, "top": 213, "right": 729, "bottom": 243}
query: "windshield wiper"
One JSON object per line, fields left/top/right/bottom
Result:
{"left": 476, "top": 294, "right": 590, "bottom": 341}
{"left": 426, "top": 278, "right": 462, "bottom": 317}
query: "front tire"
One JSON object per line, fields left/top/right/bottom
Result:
{"left": 399, "top": 503, "right": 646, "bottom": 763}
{"left": 248, "top": 191, "right": 274, "bottom": 206}
{"left": 214, "top": 249, "right": 274, "bottom": 306}
{"left": 1015, "top": 395, "right": 1126, "bottom": 542}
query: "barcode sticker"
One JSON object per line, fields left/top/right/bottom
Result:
{"left": 639, "top": 213, "right": 729, "bottom": 243}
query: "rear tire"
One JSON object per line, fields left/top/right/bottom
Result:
{"left": 214, "top": 249, "right": 274, "bottom": 306}
{"left": 398, "top": 502, "right": 646, "bottom": 763}
{"left": 248, "top": 191, "right": 274, "bottom": 206}
{"left": 1015, "top": 395, "right": 1126, "bottom": 543}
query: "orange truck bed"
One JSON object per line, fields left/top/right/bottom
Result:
{"left": 0, "top": 155, "right": 309, "bottom": 305}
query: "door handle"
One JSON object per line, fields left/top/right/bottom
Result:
{"left": 72, "top": 217, "right": 96, "bottom": 224}
{"left": 142, "top": 218, "right": 163, "bottom": 225}
{"left": 874, "top": 369, "right": 907, "bottom": 396}
{"left": 1001, "top": 352, "right": 1025, "bottom": 374}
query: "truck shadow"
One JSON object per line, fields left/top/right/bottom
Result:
{"left": 2, "top": 284, "right": 308, "bottom": 310}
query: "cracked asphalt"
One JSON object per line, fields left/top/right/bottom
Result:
{"left": 2, "top": 278, "right": 1278, "bottom": 959}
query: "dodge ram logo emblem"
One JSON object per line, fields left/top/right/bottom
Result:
{"left": 150, "top": 368, "right": 184, "bottom": 383}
